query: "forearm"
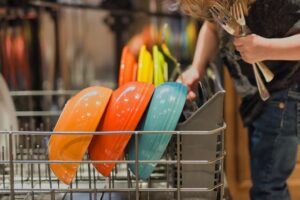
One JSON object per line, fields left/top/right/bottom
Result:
{"left": 265, "top": 34, "right": 300, "bottom": 61}
{"left": 192, "top": 21, "right": 219, "bottom": 79}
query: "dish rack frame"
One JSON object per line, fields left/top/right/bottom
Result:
{"left": 0, "top": 89, "right": 226, "bottom": 200}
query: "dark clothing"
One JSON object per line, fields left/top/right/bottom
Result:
{"left": 248, "top": 84, "right": 300, "bottom": 200}
{"left": 220, "top": 0, "right": 300, "bottom": 125}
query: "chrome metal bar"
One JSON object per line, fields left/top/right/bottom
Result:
{"left": 93, "top": 167, "right": 97, "bottom": 200}
{"left": 220, "top": 131, "right": 225, "bottom": 200}
{"left": 75, "top": 171, "right": 79, "bottom": 188}
{"left": 30, "top": 146, "right": 34, "bottom": 200}
{"left": 26, "top": 137, "right": 30, "bottom": 183}
{"left": 51, "top": 189, "right": 55, "bottom": 200}
{"left": 47, "top": 160, "right": 52, "bottom": 191}
{"left": 0, "top": 184, "right": 224, "bottom": 193}
{"left": 9, "top": 131, "right": 15, "bottom": 200}
{"left": 0, "top": 124, "right": 226, "bottom": 135}
{"left": 44, "top": 148, "right": 48, "bottom": 181}
{"left": 112, "top": 169, "right": 115, "bottom": 191}
{"left": 2, "top": 146, "right": 5, "bottom": 188}
{"left": 147, "top": 179, "right": 150, "bottom": 199}
{"left": 16, "top": 111, "right": 61, "bottom": 117}
{"left": 88, "top": 161, "right": 92, "bottom": 200}
{"left": 0, "top": 155, "right": 225, "bottom": 164}
{"left": 37, "top": 145, "right": 41, "bottom": 188}
{"left": 14, "top": 136, "right": 18, "bottom": 175}
{"left": 176, "top": 132, "right": 180, "bottom": 200}
{"left": 109, "top": 174, "right": 112, "bottom": 200}
{"left": 70, "top": 182, "right": 73, "bottom": 200}
{"left": 126, "top": 164, "right": 132, "bottom": 199}
{"left": 79, "top": 156, "right": 84, "bottom": 181}
{"left": 20, "top": 145, "right": 24, "bottom": 188}
{"left": 135, "top": 132, "right": 139, "bottom": 200}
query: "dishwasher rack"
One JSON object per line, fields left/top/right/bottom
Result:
{"left": 0, "top": 90, "right": 226, "bottom": 200}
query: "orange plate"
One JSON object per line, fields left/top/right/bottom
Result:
{"left": 89, "top": 82, "right": 154, "bottom": 177}
{"left": 48, "top": 86, "right": 112, "bottom": 185}
{"left": 118, "top": 46, "right": 137, "bottom": 87}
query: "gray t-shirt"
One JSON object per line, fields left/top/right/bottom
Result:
{"left": 219, "top": 0, "right": 300, "bottom": 125}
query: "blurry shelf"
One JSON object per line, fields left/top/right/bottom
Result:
{"left": 28, "top": 0, "right": 186, "bottom": 19}
{"left": 0, "top": 4, "right": 38, "bottom": 22}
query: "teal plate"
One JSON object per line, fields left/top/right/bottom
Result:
{"left": 127, "top": 82, "right": 187, "bottom": 180}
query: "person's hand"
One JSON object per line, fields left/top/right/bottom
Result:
{"left": 177, "top": 66, "right": 201, "bottom": 101}
{"left": 233, "top": 34, "right": 270, "bottom": 64}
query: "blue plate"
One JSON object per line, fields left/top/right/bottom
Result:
{"left": 127, "top": 82, "right": 187, "bottom": 180}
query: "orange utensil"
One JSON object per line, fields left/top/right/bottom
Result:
{"left": 89, "top": 82, "right": 154, "bottom": 177}
{"left": 118, "top": 46, "right": 137, "bottom": 87}
{"left": 49, "top": 86, "right": 112, "bottom": 185}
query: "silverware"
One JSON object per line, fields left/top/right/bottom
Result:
{"left": 252, "top": 62, "right": 270, "bottom": 101}
{"left": 209, "top": 4, "right": 270, "bottom": 101}
{"left": 231, "top": 2, "right": 274, "bottom": 83}
{"left": 209, "top": 5, "right": 241, "bottom": 36}
{"left": 231, "top": 2, "right": 270, "bottom": 100}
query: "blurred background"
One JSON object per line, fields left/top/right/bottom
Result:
{"left": 1, "top": 1, "right": 300, "bottom": 200}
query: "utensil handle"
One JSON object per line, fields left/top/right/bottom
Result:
{"left": 256, "top": 61, "right": 274, "bottom": 83}
{"left": 240, "top": 25, "right": 275, "bottom": 83}
{"left": 252, "top": 64, "right": 270, "bottom": 101}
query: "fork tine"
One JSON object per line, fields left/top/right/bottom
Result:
{"left": 209, "top": 7, "right": 221, "bottom": 19}
{"left": 209, "top": 8, "right": 221, "bottom": 22}
{"left": 210, "top": 6, "right": 220, "bottom": 15}
{"left": 233, "top": 3, "right": 237, "bottom": 20}
{"left": 209, "top": 3, "right": 241, "bottom": 36}
{"left": 231, "top": 3, "right": 236, "bottom": 19}
{"left": 211, "top": 5, "right": 230, "bottom": 23}
{"left": 211, "top": 6, "right": 227, "bottom": 22}
{"left": 238, "top": 3, "right": 245, "bottom": 21}
{"left": 209, "top": 8, "right": 237, "bottom": 35}
{"left": 230, "top": 4, "right": 235, "bottom": 20}
{"left": 209, "top": 8, "right": 225, "bottom": 26}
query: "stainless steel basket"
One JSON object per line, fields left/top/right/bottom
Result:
{"left": 0, "top": 90, "right": 226, "bottom": 200}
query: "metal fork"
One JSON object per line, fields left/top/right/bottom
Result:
{"left": 209, "top": 5, "right": 241, "bottom": 36}
{"left": 231, "top": 2, "right": 274, "bottom": 83}
{"left": 231, "top": 2, "right": 270, "bottom": 100}
{"left": 209, "top": 4, "right": 270, "bottom": 101}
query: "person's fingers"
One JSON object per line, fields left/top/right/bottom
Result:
{"left": 176, "top": 77, "right": 182, "bottom": 83}
{"left": 233, "top": 37, "right": 244, "bottom": 47}
{"left": 187, "top": 90, "right": 197, "bottom": 101}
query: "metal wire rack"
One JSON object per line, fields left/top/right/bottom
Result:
{"left": 0, "top": 90, "right": 226, "bottom": 200}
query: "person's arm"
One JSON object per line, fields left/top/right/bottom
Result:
{"left": 191, "top": 21, "right": 219, "bottom": 79}
{"left": 234, "top": 33, "right": 300, "bottom": 63}
{"left": 266, "top": 34, "right": 300, "bottom": 60}
{"left": 179, "top": 20, "right": 219, "bottom": 100}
